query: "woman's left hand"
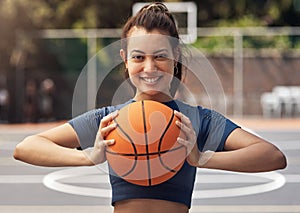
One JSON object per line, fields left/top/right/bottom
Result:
{"left": 174, "top": 110, "right": 202, "bottom": 167}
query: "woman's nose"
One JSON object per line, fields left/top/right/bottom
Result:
{"left": 143, "top": 56, "right": 156, "bottom": 72}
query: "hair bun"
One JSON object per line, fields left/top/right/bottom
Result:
{"left": 144, "top": 2, "right": 169, "bottom": 12}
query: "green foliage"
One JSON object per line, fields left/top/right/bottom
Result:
{"left": 192, "top": 13, "right": 298, "bottom": 53}
{"left": 243, "top": 35, "right": 291, "bottom": 50}
{"left": 192, "top": 15, "right": 263, "bottom": 53}
{"left": 192, "top": 36, "right": 234, "bottom": 54}
{"left": 44, "top": 38, "right": 87, "bottom": 73}
{"left": 216, "top": 15, "right": 265, "bottom": 27}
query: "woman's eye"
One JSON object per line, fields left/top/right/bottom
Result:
{"left": 155, "top": 54, "right": 168, "bottom": 60}
{"left": 131, "top": 55, "right": 144, "bottom": 61}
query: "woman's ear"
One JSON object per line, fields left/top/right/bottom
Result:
{"left": 174, "top": 47, "right": 180, "bottom": 64}
{"left": 120, "top": 49, "right": 128, "bottom": 68}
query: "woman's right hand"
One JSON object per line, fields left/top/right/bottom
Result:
{"left": 84, "top": 110, "right": 119, "bottom": 165}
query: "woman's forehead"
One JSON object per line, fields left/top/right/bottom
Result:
{"left": 126, "top": 27, "right": 173, "bottom": 52}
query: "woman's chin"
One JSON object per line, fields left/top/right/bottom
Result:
{"left": 135, "top": 90, "right": 172, "bottom": 101}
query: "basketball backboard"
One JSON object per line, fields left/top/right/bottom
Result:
{"left": 132, "top": 2, "right": 197, "bottom": 44}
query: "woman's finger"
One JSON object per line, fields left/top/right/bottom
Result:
{"left": 96, "top": 139, "right": 115, "bottom": 148}
{"left": 175, "top": 120, "right": 196, "bottom": 140}
{"left": 174, "top": 110, "right": 192, "bottom": 127}
{"left": 177, "top": 137, "right": 196, "bottom": 156}
{"left": 99, "top": 110, "right": 119, "bottom": 129}
{"left": 100, "top": 122, "right": 117, "bottom": 138}
{"left": 104, "top": 139, "right": 115, "bottom": 146}
{"left": 177, "top": 137, "right": 193, "bottom": 147}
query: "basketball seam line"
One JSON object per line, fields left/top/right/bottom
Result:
{"left": 105, "top": 145, "right": 184, "bottom": 156}
{"left": 108, "top": 119, "right": 138, "bottom": 178}
{"left": 158, "top": 110, "right": 179, "bottom": 173}
{"left": 142, "top": 100, "right": 152, "bottom": 186}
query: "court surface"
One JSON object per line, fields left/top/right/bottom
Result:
{"left": 1, "top": 118, "right": 300, "bottom": 213}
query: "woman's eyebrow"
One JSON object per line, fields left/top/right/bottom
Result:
{"left": 153, "top": 49, "right": 169, "bottom": 54}
{"left": 130, "top": 49, "right": 169, "bottom": 55}
{"left": 130, "top": 50, "right": 145, "bottom": 55}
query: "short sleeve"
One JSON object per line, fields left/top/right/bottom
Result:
{"left": 68, "top": 109, "right": 106, "bottom": 149}
{"left": 197, "top": 108, "right": 240, "bottom": 152}
{"left": 68, "top": 100, "right": 133, "bottom": 149}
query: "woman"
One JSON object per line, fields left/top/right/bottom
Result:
{"left": 14, "top": 3, "right": 286, "bottom": 213}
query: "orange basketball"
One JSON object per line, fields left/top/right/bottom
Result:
{"left": 105, "top": 100, "right": 186, "bottom": 186}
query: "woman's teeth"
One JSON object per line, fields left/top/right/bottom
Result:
{"left": 142, "top": 77, "right": 160, "bottom": 83}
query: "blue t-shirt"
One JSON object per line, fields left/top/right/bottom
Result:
{"left": 69, "top": 99, "right": 239, "bottom": 208}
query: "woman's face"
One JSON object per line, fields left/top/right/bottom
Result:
{"left": 121, "top": 27, "right": 176, "bottom": 102}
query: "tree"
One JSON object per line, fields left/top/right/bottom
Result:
{"left": 1, "top": 0, "right": 299, "bottom": 122}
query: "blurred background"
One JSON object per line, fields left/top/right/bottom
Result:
{"left": 1, "top": 0, "right": 300, "bottom": 123}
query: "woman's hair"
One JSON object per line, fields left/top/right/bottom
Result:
{"left": 121, "top": 2, "right": 183, "bottom": 96}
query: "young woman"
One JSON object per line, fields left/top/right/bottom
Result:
{"left": 14, "top": 3, "right": 286, "bottom": 213}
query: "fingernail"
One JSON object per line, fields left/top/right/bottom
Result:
{"left": 107, "top": 139, "right": 115, "bottom": 145}
{"left": 111, "top": 110, "right": 118, "bottom": 117}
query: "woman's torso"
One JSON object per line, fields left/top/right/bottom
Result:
{"left": 114, "top": 199, "right": 189, "bottom": 213}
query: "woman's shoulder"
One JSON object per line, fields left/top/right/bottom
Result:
{"left": 173, "top": 99, "right": 209, "bottom": 115}
{"left": 174, "top": 99, "right": 227, "bottom": 118}
{"left": 103, "top": 99, "right": 135, "bottom": 114}
{"left": 70, "top": 99, "right": 134, "bottom": 124}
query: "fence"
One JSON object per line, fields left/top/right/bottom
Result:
{"left": 14, "top": 27, "right": 300, "bottom": 121}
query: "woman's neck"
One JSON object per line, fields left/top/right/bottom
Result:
{"left": 133, "top": 93, "right": 173, "bottom": 103}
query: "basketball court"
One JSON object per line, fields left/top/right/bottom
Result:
{"left": 1, "top": 118, "right": 300, "bottom": 213}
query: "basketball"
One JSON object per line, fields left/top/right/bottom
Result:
{"left": 105, "top": 100, "right": 186, "bottom": 186}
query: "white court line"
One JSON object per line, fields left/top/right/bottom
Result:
{"left": 0, "top": 205, "right": 300, "bottom": 213}
{"left": 194, "top": 171, "right": 286, "bottom": 199}
{"left": 0, "top": 175, "right": 44, "bottom": 183}
{"left": 0, "top": 206, "right": 114, "bottom": 213}
{"left": 1, "top": 174, "right": 298, "bottom": 184}
{"left": 1, "top": 139, "right": 300, "bottom": 151}
{"left": 41, "top": 167, "right": 287, "bottom": 199}
{"left": 2, "top": 155, "right": 300, "bottom": 167}
{"left": 190, "top": 205, "right": 300, "bottom": 212}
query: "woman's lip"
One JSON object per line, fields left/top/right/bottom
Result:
{"left": 140, "top": 76, "right": 162, "bottom": 84}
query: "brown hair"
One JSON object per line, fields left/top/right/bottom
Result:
{"left": 121, "top": 2, "right": 183, "bottom": 96}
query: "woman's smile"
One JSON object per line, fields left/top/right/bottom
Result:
{"left": 139, "top": 75, "right": 163, "bottom": 85}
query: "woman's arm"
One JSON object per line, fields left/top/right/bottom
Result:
{"left": 175, "top": 111, "right": 287, "bottom": 172}
{"left": 202, "top": 128, "right": 287, "bottom": 172}
{"left": 13, "top": 123, "right": 92, "bottom": 167}
{"left": 14, "top": 111, "right": 118, "bottom": 167}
